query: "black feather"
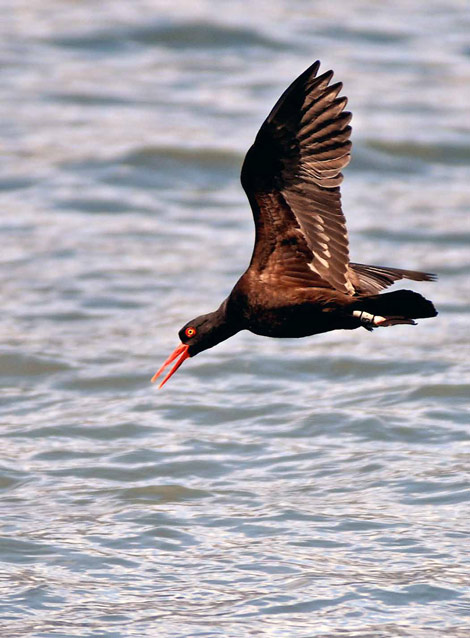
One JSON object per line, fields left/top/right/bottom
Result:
{"left": 353, "top": 290, "right": 438, "bottom": 319}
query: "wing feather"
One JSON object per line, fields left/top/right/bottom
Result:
{"left": 241, "top": 61, "right": 355, "bottom": 294}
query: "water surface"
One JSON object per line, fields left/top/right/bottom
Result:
{"left": 1, "top": 1, "right": 470, "bottom": 636}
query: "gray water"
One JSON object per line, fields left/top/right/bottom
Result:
{"left": 1, "top": 1, "right": 470, "bottom": 636}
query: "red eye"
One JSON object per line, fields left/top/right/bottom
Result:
{"left": 185, "top": 327, "right": 196, "bottom": 338}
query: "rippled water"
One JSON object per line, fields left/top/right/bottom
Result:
{"left": 1, "top": 1, "right": 470, "bottom": 636}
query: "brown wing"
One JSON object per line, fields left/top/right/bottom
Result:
{"left": 241, "top": 60, "right": 355, "bottom": 295}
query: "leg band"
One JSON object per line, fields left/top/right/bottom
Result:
{"left": 352, "top": 310, "right": 387, "bottom": 326}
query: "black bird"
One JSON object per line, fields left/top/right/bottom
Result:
{"left": 153, "top": 61, "right": 437, "bottom": 388}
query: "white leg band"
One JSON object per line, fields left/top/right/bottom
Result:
{"left": 353, "top": 310, "right": 387, "bottom": 326}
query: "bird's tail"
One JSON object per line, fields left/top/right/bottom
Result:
{"left": 351, "top": 289, "right": 438, "bottom": 329}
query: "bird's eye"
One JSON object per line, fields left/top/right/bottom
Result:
{"left": 185, "top": 327, "right": 196, "bottom": 338}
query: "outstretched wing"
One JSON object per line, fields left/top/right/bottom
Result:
{"left": 241, "top": 61, "right": 355, "bottom": 295}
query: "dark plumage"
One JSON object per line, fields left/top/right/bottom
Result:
{"left": 153, "top": 61, "right": 437, "bottom": 388}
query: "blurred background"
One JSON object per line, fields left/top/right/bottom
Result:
{"left": 1, "top": 1, "right": 469, "bottom": 636}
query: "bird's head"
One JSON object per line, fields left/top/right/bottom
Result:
{"left": 152, "top": 302, "right": 239, "bottom": 388}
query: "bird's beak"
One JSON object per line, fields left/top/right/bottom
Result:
{"left": 151, "top": 343, "right": 190, "bottom": 389}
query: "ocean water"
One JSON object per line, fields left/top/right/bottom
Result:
{"left": 1, "top": 1, "right": 469, "bottom": 636}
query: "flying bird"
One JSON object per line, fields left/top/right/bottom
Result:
{"left": 153, "top": 61, "right": 437, "bottom": 388}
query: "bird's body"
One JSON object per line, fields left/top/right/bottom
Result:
{"left": 228, "top": 275, "right": 353, "bottom": 338}
{"left": 154, "top": 61, "right": 437, "bottom": 388}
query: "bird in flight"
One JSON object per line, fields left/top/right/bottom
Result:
{"left": 153, "top": 61, "right": 437, "bottom": 388}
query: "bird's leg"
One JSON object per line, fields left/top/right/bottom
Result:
{"left": 352, "top": 310, "right": 416, "bottom": 329}
{"left": 352, "top": 309, "right": 387, "bottom": 329}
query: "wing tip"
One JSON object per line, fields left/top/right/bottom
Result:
{"left": 316, "top": 68, "right": 334, "bottom": 84}
{"left": 310, "top": 60, "right": 321, "bottom": 75}
{"left": 305, "top": 61, "right": 337, "bottom": 85}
